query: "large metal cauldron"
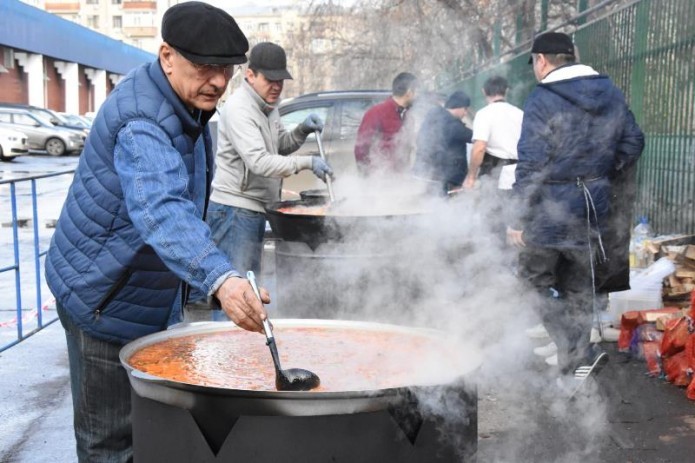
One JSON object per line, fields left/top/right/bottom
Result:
{"left": 120, "top": 319, "right": 480, "bottom": 462}
{"left": 265, "top": 195, "right": 426, "bottom": 316}
{"left": 265, "top": 197, "right": 423, "bottom": 250}
{"left": 273, "top": 240, "right": 408, "bottom": 319}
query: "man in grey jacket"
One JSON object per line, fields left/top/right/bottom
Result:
{"left": 208, "top": 42, "right": 332, "bottom": 279}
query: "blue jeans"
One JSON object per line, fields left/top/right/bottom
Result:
{"left": 188, "top": 202, "right": 266, "bottom": 304}
{"left": 205, "top": 201, "right": 266, "bottom": 320}
{"left": 57, "top": 304, "right": 133, "bottom": 463}
{"left": 206, "top": 201, "right": 266, "bottom": 276}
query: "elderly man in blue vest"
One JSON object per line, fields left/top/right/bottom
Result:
{"left": 45, "top": 3, "right": 267, "bottom": 461}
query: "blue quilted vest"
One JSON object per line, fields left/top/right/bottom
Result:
{"left": 45, "top": 61, "right": 214, "bottom": 345}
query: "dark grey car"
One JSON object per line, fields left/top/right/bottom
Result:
{"left": 207, "top": 90, "right": 389, "bottom": 199}
{"left": 277, "top": 90, "right": 389, "bottom": 198}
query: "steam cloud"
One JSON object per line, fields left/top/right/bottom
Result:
{"left": 272, "top": 102, "right": 610, "bottom": 460}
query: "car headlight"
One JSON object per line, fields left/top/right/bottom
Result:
{"left": 70, "top": 135, "right": 83, "bottom": 142}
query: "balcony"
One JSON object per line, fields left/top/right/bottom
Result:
{"left": 123, "top": 26, "right": 157, "bottom": 38}
{"left": 123, "top": 1, "right": 157, "bottom": 10}
{"left": 45, "top": 2, "right": 80, "bottom": 13}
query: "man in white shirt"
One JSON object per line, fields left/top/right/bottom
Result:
{"left": 463, "top": 76, "right": 523, "bottom": 191}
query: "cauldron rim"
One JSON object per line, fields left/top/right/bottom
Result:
{"left": 265, "top": 198, "right": 424, "bottom": 219}
{"left": 120, "top": 319, "right": 481, "bottom": 412}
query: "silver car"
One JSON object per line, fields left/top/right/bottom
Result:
{"left": 0, "top": 108, "right": 84, "bottom": 156}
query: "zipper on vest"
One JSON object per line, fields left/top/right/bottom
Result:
{"left": 93, "top": 269, "right": 132, "bottom": 320}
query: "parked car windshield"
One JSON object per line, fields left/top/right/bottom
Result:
{"left": 61, "top": 113, "right": 91, "bottom": 128}
{"left": 27, "top": 112, "right": 54, "bottom": 126}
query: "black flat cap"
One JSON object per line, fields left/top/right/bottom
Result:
{"left": 162, "top": 1, "right": 248, "bottom": 65}
{"left": 248, "top": 42, "right": 293, "bottom": 81}
{"left": 528, "top": 32, "right": 575, "bottom": 64}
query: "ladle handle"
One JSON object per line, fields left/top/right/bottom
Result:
{"left": 247, "top": 271, "right": 283, "bottom": 371}
{"left": 247, "top": 271, "right": 273, "bottom": 340}
{"left": 314, "top": 129, "right": 336, "bottom": 202}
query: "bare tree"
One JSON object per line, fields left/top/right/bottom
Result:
{"left": 290, "top": 0, "right": 627, "bottom": 93}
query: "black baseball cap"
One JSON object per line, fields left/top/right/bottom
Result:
{"left": 444, "top": 91, "right": 471, "bottom": 109}
{"left": 162, "top": 1, "right": 248, "bottom": 65}
{"left": 248, "top": 42, "right": 293, "bottom": 81}
{"left": 528, "top": 32, "right": 575, "bottom": 64}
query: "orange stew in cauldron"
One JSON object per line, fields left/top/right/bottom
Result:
{"left": 127, "top": 326, "right": 463, "bottom": 392}
{"left": 276, "top": 205, "right": 329, "bottom": 216}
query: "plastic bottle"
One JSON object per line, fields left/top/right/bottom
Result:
{"left": 631, "top": 216, "right": 652, "bottom": 268}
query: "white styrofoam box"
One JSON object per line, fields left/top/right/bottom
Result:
{"left": 607, "top": 289, "right": 662, "bottom": 325}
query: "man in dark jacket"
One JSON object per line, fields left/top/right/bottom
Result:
{"left": 508, "top": 32, "right": 644, "bottom": 395}
{"left": 45, "top": 3, "right": 269, "bottom": 461}
{"left": 412, "top": 90, "right": 473, "bottom": 195}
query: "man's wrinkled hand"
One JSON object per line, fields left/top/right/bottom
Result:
{"left": 214, "top": 277, "right": 270, "bottom": 333}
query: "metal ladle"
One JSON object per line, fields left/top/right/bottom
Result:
{"left": 314, "top": 129, "right": 336, "bottom": 202}
{"left": 247, "top": 271, "right": 321, "bottom": 391}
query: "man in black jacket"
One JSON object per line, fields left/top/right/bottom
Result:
{"left": 509, "top": 32, "right": 644, "bottom": 396}
{"left": 412, "top": 91, "right": 473, "bottom": 195}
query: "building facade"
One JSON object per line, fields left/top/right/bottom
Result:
{"left": 1, "top": 0, "right": 155, "bottom": 115}
{"left": 5, "top": 0, "right": 352, "bottom": 113}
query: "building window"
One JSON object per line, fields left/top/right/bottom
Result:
{"left": 112, "top": 0, "right": 122, "bottom": 4}
{"left": 127, "top": 12, "right": 154, "bottom": 27}
{"left": 258, "top": 23, "right": 269, "bottom": 32}
{"left": 86, "top": 0, "right": 99, "bottom": 4}
{"left": 87, "top": 15, "right": 100, "bottom": 29}
{"left": 113, "top": 16, "right": 122, "bottom": 29}
{"left": 274, "top": 22, "right": 282, "bottom": 32}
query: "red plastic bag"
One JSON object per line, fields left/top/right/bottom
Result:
{"left": 618, "top": 308, "right": 682, "bottom": 352}
{"left": 641, "top": 341, "right": 662, "bottom": 376}
{"left": 660, "top": 316, "right": 692, "bottom": 358}
{"left": 688, "top": 375, "right": 695, "bottom": 400}
{"left": 636, "top": 323, "right": 663, "bottom": 342}
{"left": 685, "top": 333, "right": 695, "bottom": 371}
{"left": 663, "top": 351, "right": 690, "bottom": 386}
{"left": 618, "top": 311, "right": 642, "bottom": 351}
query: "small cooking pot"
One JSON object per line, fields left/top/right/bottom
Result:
{"left": 299, "top": 188, "right": 329, "bottom": 202}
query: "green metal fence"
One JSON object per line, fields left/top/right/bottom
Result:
{"left": 454, "top": 0, "right": 695, "bottom": 235}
